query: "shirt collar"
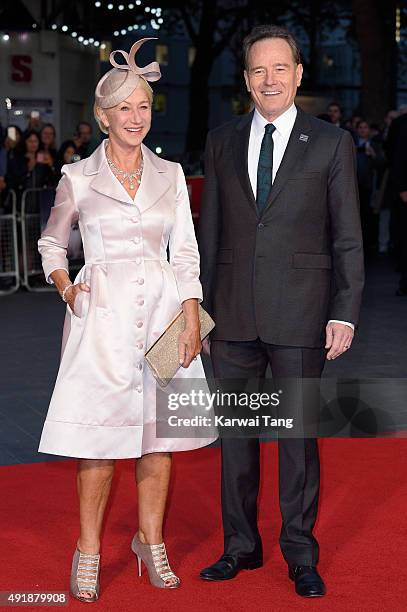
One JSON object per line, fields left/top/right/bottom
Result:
{"left": 252, "top": 103, "right": 297, "bottom": 138}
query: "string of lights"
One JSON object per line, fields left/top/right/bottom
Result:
{"left": 0, "top": 3, "right": 164, "bottom": 49}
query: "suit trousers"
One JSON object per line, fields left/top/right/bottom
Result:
{"left": 211, "top": 339, "right": 326, "bottom": 566}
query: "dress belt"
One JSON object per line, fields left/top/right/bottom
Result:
{"left": 84, "top": 258, "right": 169, "bottom": 264}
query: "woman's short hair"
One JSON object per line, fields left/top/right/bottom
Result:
{"left": 243, "top": 25, "right": 302, "bottom": 69}
{"left": 93, "top": 77, "right": 153, "bottom": 135}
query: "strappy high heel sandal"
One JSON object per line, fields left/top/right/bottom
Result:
{"left": 131, "top": 532, "right": 180, "bottom": 588}
{"left": 70, "top": 543, "right": 101, "bottom": 603}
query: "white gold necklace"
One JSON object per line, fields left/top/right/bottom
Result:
{"left": 106, "top": 146, "right": 143, "bottom": 190}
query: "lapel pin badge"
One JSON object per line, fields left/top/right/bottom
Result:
{"left": 299, "top": 134, "right": 309, "bottom": 142}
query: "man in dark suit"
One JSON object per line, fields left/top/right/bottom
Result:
{"left": 198, "top": 25, "right": 364, "bottom": 597}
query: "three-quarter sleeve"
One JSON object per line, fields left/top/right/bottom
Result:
{"left": 38, "top": 166, "right": 79, "bottom": 284}
{"left": 168, "top": 163, "right": 203, "bottom": 303}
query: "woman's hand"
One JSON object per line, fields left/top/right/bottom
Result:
{"left": 64, "top": 283, "right": 90, "bottom": 316}
{"left": 178, "top": 298, "right": 201, "bottom": 368}
{"left": 178, "top": 326, "right": 202, "bottom": 368}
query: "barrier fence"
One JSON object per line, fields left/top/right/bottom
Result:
{"left": 0, "top": 190, "right": 19, "bottom": 295}
{"left": 1, "top": 187, "right": 83, "bottom": 294}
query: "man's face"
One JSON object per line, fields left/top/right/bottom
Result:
{"left": 357, "top": 122, "right": 370, "bottom": 140}
{"left": 244, "top": 37, "right": 303, "bottom": 122}
{"left": 328, "top": 105, "right": 341, "bottom": 124}
{"left": 79, "top": 125, "right": 92, "bottom": 143}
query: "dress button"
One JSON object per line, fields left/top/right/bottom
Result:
{"left": 133, "top": 237, "right": 141, "bottom": 244}
{"left": 257, "top": 223, "right": 265, "bottom": 229}
{"left": 136, "top": 321, "right": 143, "bottom": 328}
{"left": 137, "top": 278, "right": 144, "bottom": 285}
{"left": 136, "top": 385, "right": 142, "bottom": 393}
{"left": 137, "top": 299, "right": 144, "bottom": 306}
{"left": 136, "top": 257, "right": 142, "bottom": 265}
{"left": 136, "top": 342, "right": 144, "bottom": 350}
{"left": 138, "top": 363, "right": 143, "bottom": 370}
{"left": 131, "top": 216, "right": 139, "bottom": 223}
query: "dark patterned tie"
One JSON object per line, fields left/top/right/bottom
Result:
{"left": 256, "top": 123, "right": 276, "bottom": 214}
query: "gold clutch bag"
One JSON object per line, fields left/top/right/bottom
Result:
{"left": 145, "top": 305, "right": 215, "bottom": 387}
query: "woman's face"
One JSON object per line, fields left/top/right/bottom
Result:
{"left": 41, "top": 126, "right": 55, "bottom": 147}
{"left": 63, "top": 146, "right": 76, "bottom": 163}
{"left": 101, "top": 85, "right": 152, "bottom": 148}
{"left": 26, "top": 134, "right": 40, "bottom": 154}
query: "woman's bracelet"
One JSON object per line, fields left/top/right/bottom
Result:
{"left": 61, "top": 284, "right": 73, "bottom": 302}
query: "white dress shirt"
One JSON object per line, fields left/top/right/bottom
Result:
{"left": 247, "top": 104, "right": 354, "bottom": 332}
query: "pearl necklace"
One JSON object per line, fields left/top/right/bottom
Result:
{"left": 106, "top": 146, "right": 143, "bottom": 190}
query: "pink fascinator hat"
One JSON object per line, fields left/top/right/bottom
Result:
{"left": 95, "top": 38, "right": 161, "bottom": 109}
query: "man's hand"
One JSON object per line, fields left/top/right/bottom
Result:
{"left": 325, "top": 322, "right": 354, "bottom": 360}
{"left": 202, "top": 337, "right": 211, "bottom": 356}
{"left": 399, "top": 191, "right": 407, "bottom": 203}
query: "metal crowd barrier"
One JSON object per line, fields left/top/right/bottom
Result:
{"left": 0, "top": 190, "right": 20, "bottom": 295}
{"left": 20, "top": 187, "right": 83, "bottom": 292}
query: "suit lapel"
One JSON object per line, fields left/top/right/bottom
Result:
{"left": 263, "top": 107, "right": 312, "bottom": 213}
{"left": 233, "top": 110, "right": 258, "bottom": 215}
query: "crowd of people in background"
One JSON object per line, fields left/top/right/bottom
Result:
{"left": 0, "top": 118, "right": 100, "bottom": 275}
{"left": 318, "top": 102, "right": 407, "bottom": 295}
{"left": 0, "top": 101, "right": 406, "bottom": 294}
{"left": 0, "top": 119, "right": 99, "bottom": 212}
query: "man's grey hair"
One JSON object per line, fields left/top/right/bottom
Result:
{"left": 243, "top": 25, "right": 302, "bottom": 69}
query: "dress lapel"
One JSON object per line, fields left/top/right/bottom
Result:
{"left": 85, "top": 140, "right": 134, "bottom": 205}
{"left": 84, "top": 140, "right": 170, "bottom": 211}
{"left": 137, "top": 143, "right": 171, "bottom": 214}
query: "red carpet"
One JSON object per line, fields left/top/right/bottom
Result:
{"left": 1, "top": 440, "right": 407, "bottom": 611}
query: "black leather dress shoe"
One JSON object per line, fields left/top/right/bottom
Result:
{"left": 288, "top": 565, "right": 326, "bottom": 597}
{"left": 200, "top": 554, "right": 263, "bottom": 581}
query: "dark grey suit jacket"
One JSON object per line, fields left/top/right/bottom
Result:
{"left": 198, "top": 107, "right": 364, "bottom": 348}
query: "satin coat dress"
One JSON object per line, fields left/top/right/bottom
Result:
{"left": 38, "top": 140, "right": 217, "bottom": 459}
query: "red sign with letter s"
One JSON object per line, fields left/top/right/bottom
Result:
{"left": 11, "top": 55, "right": 32, "bottom": 82}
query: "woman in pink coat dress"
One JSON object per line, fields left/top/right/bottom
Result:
{"left": 37, "top": 38, "right": 217, "bottom": 602}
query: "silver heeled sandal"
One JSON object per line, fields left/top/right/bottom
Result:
{"left": 70, "top": 543, "right": 101, "bottom": 603}
{"left": 131, "top": 532, "right": 180, "bottom": 588}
